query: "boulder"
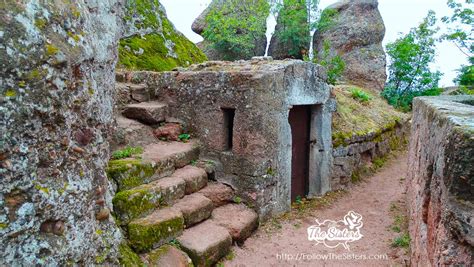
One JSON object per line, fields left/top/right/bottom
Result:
{"left": 120, "top": 0, "right": 207, "bottom": 71}
{"left": 0, "top": 1, "right": 123, "bottom": 265}
{"left": 313, "top": 0, "right": 387, "bottom": 90}
{"left": 268, "top": 0, "right": 310, "bottom": 59}
{"left": 192, "top": 0, "right": 268, "bottom": 60}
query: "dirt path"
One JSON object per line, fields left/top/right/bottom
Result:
{"left": 226, "top": 153, "right": 409, "bottom": 267}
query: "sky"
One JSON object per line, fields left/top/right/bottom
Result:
{"left": 161, "top": 0, "right": 469, "bottom": 87}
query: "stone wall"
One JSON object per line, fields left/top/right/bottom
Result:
{"left": 1, "top": 1, "right": 123, "bottom": 265}
{"left": 407, "top": 96, "right": 474, "bottom": 266}
{"left": 116, "top": 59, "right": 334, "bottom": 220}
{"left": 332, "top": 121, "right": 409, "bottom": 189}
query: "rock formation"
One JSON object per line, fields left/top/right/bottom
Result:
{"left": 268, "top": 0, "right": 310, "bottom": 59}
{"left": 0, "top": 1, "right": 123, "bottom": 265}
{"left": 119, "top": 0, "right": 207, "bottom": 71}
{"left": 313, "top": 0, "right": 387, "bottom": 90}
{"left": 407, "top": 96, "right": 474, "bottom": 266}
{"left": 192, "top": 0, "right": 268, "bottom": 60}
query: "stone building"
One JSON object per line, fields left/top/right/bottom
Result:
{"left": 121, "top": 58, "right": 335, "bottom": 219}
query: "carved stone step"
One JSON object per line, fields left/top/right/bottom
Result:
{"left": 173, "top": 194, "right": 213, "bottom": 227}
{"left": 197, "top": 183, "right": 234, "bottom": 207}
{"left": 177, "top": 220, "right": 232, "bottom": 267}
{"left": 172, "top": 165, "right": 208, "bottom": 194}
{"left": 211, "top": 204, "right": 258, "bottom": 243}
{"left": 128, "top": 207, "right": 184, "bottom": 253}
{"left": 122, "top": 101, "right": 168, "bottom": 125}
{"left": 142, "top": 245, "right": 193, "bottom": 267}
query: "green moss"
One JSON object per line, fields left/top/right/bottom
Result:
{"left": 34, "top": 183, "right": 50, "bottom": 195}
{"left": 113, "top": 186, "right": 162, "bottom": 225}
{"left": 35, "top": 18, "right": 47, "bottom": 29}
{"left": 106, "top": 159, "right": 156, "bottom": 191}
{"left": 46, "top": 44, "right": 59, "bottom": 56}
{"left": 119, "top": 243, "right": 144, "bottom": 267}
{"left": 0, "top": 223, "right": 8, "bottom": 230}
{"left": 5, "top": 89, "right": 16, "bottom": 98}
{"left": 128, "top": 214, "right": 184, "bottom": 252}
{"left": 118, "top": 0, "right": 207, "bottom": 71}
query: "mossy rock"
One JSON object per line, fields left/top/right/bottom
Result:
{"left": 118, "top": 243, "right": 144, "bottom": 267}
{"left": 128, "top": 208, "right": 184, "bottom": 253}
{"left": 332, "top": 85, "right": 410, "bottom": 147}
{"left": 143, "top": 245, "right": 193, "bottom": 266}
{"left": 106, "top": 159, "right": 157, "bottom": 191}
{"left": 112, "top": 185, "right": 163, "bottom": 225}
{"left": 119, "top": 0, "right": 207, "bottom": 71}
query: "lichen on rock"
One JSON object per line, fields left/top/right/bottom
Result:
{"left": 119, "top": 0, "right": 207, "bottom": 71}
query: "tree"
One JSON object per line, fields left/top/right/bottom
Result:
{"left": 382, "top": 11, "right": 443, "bottom": 111}
{"left": 313, "top": 40, "right": 345, "bottom": 85}
{"left": 441, "top": 0, "right": 473, "bottom": 94}
{"left": 202, "top": 0, "right": 270, "bottom": 60}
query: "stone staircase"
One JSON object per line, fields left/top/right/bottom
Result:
{"left": 109, "top": 79, "right": 259, "bottom": 266}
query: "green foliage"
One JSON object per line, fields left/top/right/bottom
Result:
{"left": 272, "top": 0, "right": 313, "bottom": 58}
{"left": 203, "top": 0, "right": 270, "bottom": 60}
{"left": 178, "top": 133, "right": 191, "bottom": 142}
{"left": 392, "top": 233, "right": 411, "bottom": 248}
{"left": 350, "top": 87, "right": 372, "bottom": 103}
{"left": 314, "top": 40, "right": 345, "bottom": 85}
{"left": 316, "top": 8, "right": 338, "bottom": 32}
{"left": 442, "top": 0, "right": 473, "bottom": 94}
{"left": 112, "top": 146, "right": 143, "bottom": 160}
{"left": 383, "top": 11, "right": 442, "bottom": 111}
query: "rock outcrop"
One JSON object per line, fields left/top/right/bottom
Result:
{"left": 268, "top": 0, "right": 310, "bottom": 59}
{"left": 407, "top": 96, "right": 474, "bottom": 266}
{"left": 192, "top": 0, "right": 268, "bottom": 60}
{"left": 313, "top": 0, "right": 387, "bottom": 90}
{"left": 0, "top": 1, "right": 123, "bottom": 265}
{"left": 119, "top": 0, "right": 207, "bottom": 71}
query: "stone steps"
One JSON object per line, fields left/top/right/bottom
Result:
{"left": 107, "top": 141, "right": 200, "bottom": 191}
{"left": 122, "top": 101, "right": 168, "bottom": 125}
{"left": 116, "top": 82, "right": 151, "bottom": 104}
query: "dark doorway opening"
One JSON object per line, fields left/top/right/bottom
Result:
{"left": 289, "top": 105, "right": 311, "bottom": 202}
{"left": 222, "top": 108, "right": 235, "bottom": 151}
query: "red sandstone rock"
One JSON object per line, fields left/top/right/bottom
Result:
{"left": 173, "top": 194, "right": 213, "bottom": 227}
{"left": 172, "top": 165, "right": 208, "bottom": 194}
{"left": 211, "top": 204, "right": 258, "bottom": 243}
{"left": 153, "top": 123, "right": 183, "bottom": 141}
{"left": 197, "top": 183, "right": 234, "bottom": 207}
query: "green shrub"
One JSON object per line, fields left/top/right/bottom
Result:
{"left": 392, "top": 233, "right": 410, "bottom": 248}
{"left": 350, "top": 88, "right": 372, "bottom": 103}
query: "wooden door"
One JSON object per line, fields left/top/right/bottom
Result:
{"left": 289, "top": 105, "right": 311, "bottom": 202}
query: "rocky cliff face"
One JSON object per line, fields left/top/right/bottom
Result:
{"left": 191, "top": 0, "right": 268, "bottom": 60}
{"left": 407, "top": 96, "right": 474, "bottom": 266}
{"left": 0, "top": 1, "right": 123, "bottom": 265}
{"left": 119, "top": 0, "right": 207, "bottom": 71}
{"left": 313, "top": 0, "right": 387, "bottom": 90}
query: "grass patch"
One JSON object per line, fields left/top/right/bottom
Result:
{"left": 392, "top": 233, "right": 410, "bottom": 248}
{"left": 389, "top": 201, "right": 410, "bottom": 252}
{"left": 111, "top": 146, "right": 143, "bottom": 160}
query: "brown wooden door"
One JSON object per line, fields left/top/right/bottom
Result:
{"left": 289, "top": 105, "right": 311, "bottom": 202}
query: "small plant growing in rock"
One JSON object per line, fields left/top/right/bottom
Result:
{"left": 233, "top": 196, "right": 242, "bottom": 204}
{"left": 111, "top": 146, "right": 143, "bottom": 160}
{"left": 392, "top": 233, "right": 410, "bottom": 248}
{"left": 178, "top": 133, "right": 191, "bottom": 143}
{"left": 350, "top": 87, "right": 372, "bottom": 103}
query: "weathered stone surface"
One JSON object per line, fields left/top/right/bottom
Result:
{"left": 268, "top": 0, "right": 310, "bottom": 59}
{"left": 128, "top": 207, "right": 184, "bottom": 253}
{"left": 407, "top": 96, "right": 474, "bottom": 266}
{"left": 211, "top": 204, "right": 259, "bottom": 243}
{"left": 172, "top": 166, "right": 208, "bottom": 194}
{"left": 119, "top": 0, "right": 206, "bottom": 71}
{"left": 122, "top": 101, "right": 168, "bottom": 125}
{"left": 142, "top": 245, "right": 193, "bottom": 267}
{"left": 112, "top": 115, "right": 157, "bottom": 150}
{"left": 116, "top": 82, "right": 151, "bottom": 105}
{"left": 114, "top": 59, "right": 334, "bottom": 219}
{"left": 174, "top": 194, "right": 214, "bottom": 227}
{"left": 0, "top": 1, "right": 123, "bottom": 265}
{"left": 155, "top": 176, "right": 186, "bottom": 205}
{"left": 178, "top": 220, "right": 232, "bottom": 267}
{"left": 198, "top": 183, "right": 235, "bottom": 207}
{"left": 313, "top": 0, "right": 387, "bottom": 90}
{"left": 192, "top": 0, "right": 268, "bottom": 60}
{"left": 153, "top": 123, "right": 183, "bottom": 141}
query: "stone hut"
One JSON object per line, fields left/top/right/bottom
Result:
{"left": 122, "top": 58, "right": 335, "bottom": 218}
